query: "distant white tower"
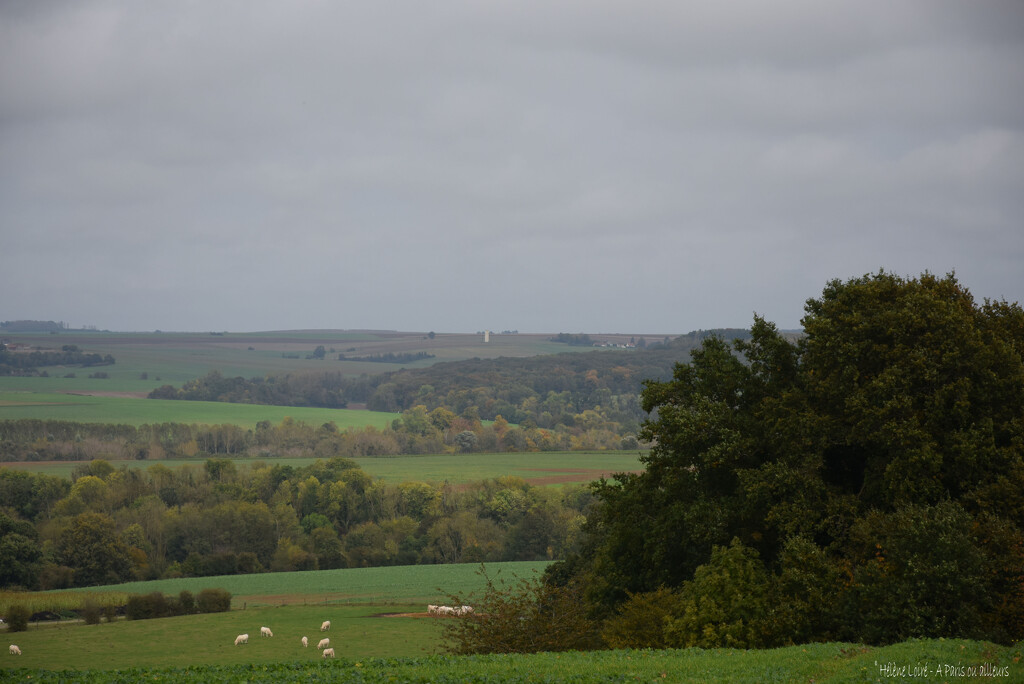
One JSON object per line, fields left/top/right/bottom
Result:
{"left": 484, "top": 330, "right": 490, "bottom": 343}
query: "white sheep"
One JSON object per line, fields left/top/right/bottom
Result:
{"left": 317, "top": 637, "right": 330, "bottom": 650}
{"left": 457, "top": 605, "right": 474, "bottom": 615}
{"left": 438, "top": 605, "right": 456, "bottom": 615}
{"left": 321, "top": 620, "right": 331, "bottom": 631}
{"left": 260, "top": 626, "right": 273, "bottom": 637}
{"left": 427, "top": 604, "right": 439, "bottom": 615}
{"left": 9, "top": 645, "right": 22, "bottom": 655}
{"left": 301, "top": 636, "right": 308, "bottom": 648}
{"left": 322, "top": 647, "right": 335, "bottom": 658}
{"left": 234, "top": 633, "right": 248, "bottom": 645}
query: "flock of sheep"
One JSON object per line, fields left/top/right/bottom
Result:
{"left": 427, "top": 604, "right": 474, "bottom": 616}
{"left": 233, "top": 619, "right": 335, "bottom": 658}
{"left": 8, "top": 606, "right": 476, "bottom": 662}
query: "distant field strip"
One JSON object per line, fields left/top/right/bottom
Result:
{"left": 54, "top": 561, "right": 551, "bottom": 606}
{"left": 0, "top": 451, "right": 645, "bottom": 484}
{"left": 0, "top": 391, "right": 395, "bottom": 429}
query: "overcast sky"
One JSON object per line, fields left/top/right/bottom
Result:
{"left": 2, "top": 1, "right": 1022, "bottom": 334}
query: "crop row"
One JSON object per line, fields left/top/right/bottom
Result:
{"left": 2, "top": 640, "right": 1021, "bottom": 683}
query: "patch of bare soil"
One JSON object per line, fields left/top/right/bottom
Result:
{"left": 519, "top": 468, "right": 642, "bottom": 487}
{"left": 62, "top": 390, "right": 150, "bottom": 398}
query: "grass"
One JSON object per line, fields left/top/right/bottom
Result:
{"left": 6, "top": 561, "right": 551, "bottom": 612}
{"left": 129, "top": 561, "right": 548, "bottom": 606}
{"left": 1, "top": 563, "right": 1021, "bottom": 679}
{"left": 0, "top": 603, "right": 444, "bottom": 670}
{"left": 0, "top": 451, "right": 644, "bottom": 485}
{"left": 0, "top": 391, "right": 396, "bottom": 429}
{"left": 1, "top": 632, "right": 1020, "bottom": 681}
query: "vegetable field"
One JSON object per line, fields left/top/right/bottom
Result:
{"left": 1, "top": 637, "right": 1020, "bottom": 682}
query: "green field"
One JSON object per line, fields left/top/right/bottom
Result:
{"left": 1, "top": 636, "right": 1019, "bottom": 682}
{"left": 1, "top": 562, "right": 1020, "bottom": 680}
{"left": 0, "top": 329, "right": 583, "bottom": 394}
{"left": 0, "top": 451, "right": 644, "bottom": 485}
{"left": 0, "top": 391, "right": 396, "bottom": 429}
{"left": 60, "top": 560, "right": 552, "bottom": 607}
{"left": 0, "top": 557, "right": 1019, "bottom": 679}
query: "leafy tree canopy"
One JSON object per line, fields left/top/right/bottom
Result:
{"left": 554, "top": 271, "right": 1024, "bottom": 645}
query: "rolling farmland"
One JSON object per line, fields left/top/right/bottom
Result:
{"left": 1, "top": 561, "right": 1019, "bottom": 679}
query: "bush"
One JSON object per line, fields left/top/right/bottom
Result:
{"left": 126, "top": 592, "right": 162, "bottom": 620}
{"left": 602, "top": 586, "right": 682, "bottom": 649}
{"left": 178, "top": 590, "right": 195, "bottom": 614}
{"left": 39, "top": 564, "right": 75, "bottom": 590}
{"left": 442, "top": 565, "right": 601, "bottom": 654}
{"left": 125, "top": 589, "right": 230, "bottom": 620}
{"left": 81, "top": 598, "right": 101, "bottom": 625}
{"left": 196, "top": 588, "right": 232, "bottom": 613}
{"left": 664, "top": 538, "right": 773, "bottom": 649}
{"left": 6, "top": 604, "right": 31, "bottom": 632}
{"left": 841, "top": 502, "right": 1003, "bottom": 644}
{"left": 767, "top": 535, "right": 844, "bottom": 645}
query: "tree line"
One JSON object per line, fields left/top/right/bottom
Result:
{"left": 0, "top": 404, "right": 633, "bottom": 464}
{"left": 0, "top": 455, "right": 596, "bottom": 590}
{"left": 0, "top": 343, "right": 115, "bottom": 376}
{"left": 146, "top": 329, "right": 759, "bottom": 445}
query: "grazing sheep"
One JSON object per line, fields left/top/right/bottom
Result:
{"left": 317, "top": 638, "right": 330, "bottom": 650}
{"left": 10, "top": 645, "right": 22, "bottom": 655}
{"left": 427, "top": 604, "right": 439, "bottom": 615}
{"left": 322, "top": 647, "right": 335, "bottom": 658}
{"left": 321, "top": 620, "right": 331, "bottom": 631}
{"left": 260, "top": 626, "right": 273, "bottom": 637}
{"left": 234, "top": 634, "right": 248, "bottom": 646}
{"left": 301, "top": 636, "right": 308, "bottom": 647}
{"left": 457, "top": 605, "right": 474, "bottom": 615}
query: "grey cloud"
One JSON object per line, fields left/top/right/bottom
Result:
{"left": 1, "top": 1, "right": 1022, "bottom": 333}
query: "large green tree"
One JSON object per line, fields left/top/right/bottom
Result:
{"left": 553, "top": 271, "right": 1024, "bottom": 645}
{"left": 58, "top": 512, "right": 133, "bottom": 587}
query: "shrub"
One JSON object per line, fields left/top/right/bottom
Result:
{"left": 81, "top": 598, "right": 101, "bottom": 625}
{"left": 664, "top": 538, "right": 773, "bottom": 649}
{"left": 196, "top": 588, "right": 231, "bottom": 613}
{"left": 602, "top": 586, "right": 682, "bottom": 649}
{"left": 178, "top": 590, "right": 195, "bottom": 614}
{"left": 841, "top": 502, "right": 1003, "bottom": 644}
{"left": 767, "top": 535, "right": 845, "bottom": 645}
{"left": 442, "top": 564, "right": 601, "bottom": 654}
{"left": 39, "top": 564, "right": 75, "bottom": 590}
{"left": 6, "top": 604, "right": 31, "bottom": 632}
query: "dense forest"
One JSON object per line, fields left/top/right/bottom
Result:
{"left": 541, "top": 272, "right": 1024, "bottom": 648}
{"left": 0, "top": 456, "right": 594, "bottom": 590}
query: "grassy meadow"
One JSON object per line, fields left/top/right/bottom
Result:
{"left": 0, "top": 559, "right": 1020, "bottom": 680}
{"left": 0, "top": 390, "right": 396, "bottom": 429}
{"left": 38, "top": 560, "right": 552, "bottom": 608}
